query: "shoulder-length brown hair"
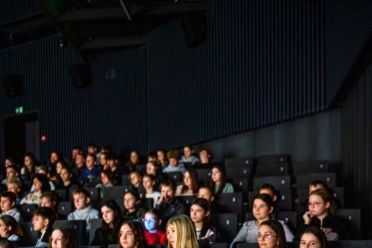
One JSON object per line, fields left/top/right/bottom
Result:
{"left": 118, "top": 221, "right": 147, "bottom": 248}
{"left": 48, "top": 227, "right": 79, "bottom": 248}
{"left": 181, "top": 168, "right": 199, "bottom": 194}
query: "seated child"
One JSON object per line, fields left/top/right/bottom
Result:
{"left": 129, "top": 171, "right": 142, "bottom": 192}
{"left": 146, "top": 162, "right": 165, "bottom": 190}
{"left": 141, "top": 174, "right": 161, "bottom": 208}
{"left": 1, "top": 167, "right": 20, "bottom": 185}
{"left": 122, "top": 190, "right": 146, "bottom": 219}
{"left": 175, "top": 168, "right": 198, "bottom": 196}
{"left": 67, "top": 188, "right": 99, "bottom": 233}
{"left": 162, "top": 150, "right": 186, "bottom": 174}
{"left": 106, "top": 153, "right": 129, "bottom": 185}
{"left": 0, "top": 215, "right": 23, "bottom": 245}
{"left": 21, "top": 174, "right": 50, "bottom": 206}
{"left": 142, "top": 209, "right": 167, "bottom": 245}
{"left": 49, "top": 227, "right": 79, "bottom": 248}
{"left": 6, "top": 181, "right": 23, "bottom": 205}
{"left": 79, "top": 153, "right": 100, "bottom": 181}
{"left": 95, "top": 170, "right": 115, "bottom": 199}
{"left": 197, "top": 186, "right": 222, "bottom": 213}
{"left": 118, "top": 221, "right": 147, "bottom": 248}
{"left": 209, "top": 165, "right": 234, "bottom": 194}
{"left": 0, "top": 192, "right": 22, "bottom": 222}
{"left": 32, "top": 207, "right": 56, "bottom": 247}
{"left": 179, "top": 145, "right": 200, "bottom": 165}
{"left": 190, "top": 198, "right": 218, "bottom": 244}
{"left": 259, "top": 183, "right": 279, "bottom": 218}
{"left": 40, "top": 191, "right": 59, "bottom": 220}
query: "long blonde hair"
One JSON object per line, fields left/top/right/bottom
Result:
{"left": 166, "top": 214, "right": 199, "bottom": 248}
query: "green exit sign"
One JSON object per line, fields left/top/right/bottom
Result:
{"left": 15, "top": 106, "right": 23, "bottom": 114}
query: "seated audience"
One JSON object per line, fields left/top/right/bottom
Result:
{"left": 166, "top": 214, "right": 199, "bottom": 248}
{"left": 296, "top": 188, "right": 355, "bottom": 240}
{"left": 141, "top": 174, "right": 161, "bottom": 208}
{"left": 146, "top": 162, "right": 164, "bottom": 190}
{"left": 32, "top": 207, "right": 56, "bottom": 247}
{"left": 126, "top": 151, "right": 141, "bottom": 172}
{"left": 179, "top": 145, "right": 200, "bottom": 165}
{"left": 20, "top": 174, "right": 50, "bottom": 206}
{"left": 259, "top": 183, "right": 279, "bottom": 218}
{"left": 1, "top": 167, "right": 20, "bottom": 185}
{"left": 95, "top": 170, "right": 115, "bottom": 199}
{"left": 0, "top": 237, "right": 15, "bottom": 248}
{"left": 156, "top": 150, "right": 168, "bottom": 168}
{"left": 74, "top": 153, "right": 86, "bottom": 170}
{"left": 196, "top": 148, "right": 214, "bottom": 167}
{"left": 123, "top": 190, "right": 146, "bottom": 219}
{"left": 87, "top": 143, "right": 100, "bottom": 166}
{"left": 67, "top": 188, "right": 99, "bottom": 233}
{"left": 230, "top": 194, "right": 293, "bottom": 248}
{"left": 155, "top": 180, "right": 187, "bottom": 228}
{"left": 21, "top": 153, "right": 37, "bottom": 181}
{"left": 106, "top": 153, "right": 129, "bottom": 185}
{"left": 0, "top": 192, "right": 22, "bottom": 222}
{"left": 197, "top": 186, "right": 222, "bottom": 213}
{"left": 142, "top": 209, "right": 167, "bottom": 245}
{"left": 257, "top": 219, "right": 288, "bottom": 248}
{"left": 90, "top": 200, "right": 122, "bottom": 247}
{"left": 209, "top": 165, "right": 234, "bottom": 194}
{"left": 49, "top": 227, "right": 79, "bottom": 248}
{"left": 190, "top": 198, "right": 218, "bottom": 244}
{"left": 34, "top": 166, "right": 56, "bottom": 191}
{"left": 0, "top": 215, "right": 22, "bottom": 246}
{"left": 118, "top": 221, "right": 147, "bottom": 248}
{"left": 129, "top": 171, "right": 142, "bottom": 192}
{"left": 162, "top": 150, "right": 186, "bottom": 174}
{"left": 58, "top": 167, "right": 78, "bottom": 199}
{"left": 40, "top": 191, "right": 59, "bottom": 220}
{"left": 79, "top": 153, "right": 100, "bottom": 181}
{"left": 6, "top": 181, "right": 22, "bottom": 205}
{"left": 99, "top": 152, "right": 109, "bottom": 171}
{"left": 175, "top": 168, "right": 198, "bottom": 196}
{"left": 70, "top": 146, "right": 83, "bottom": 167}
{"left": 298, "top": 226, "right": 327, "bottom": 248}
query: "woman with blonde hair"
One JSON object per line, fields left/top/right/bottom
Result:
{"left": 166, "top": 214, "right": 199, "bottom": 248}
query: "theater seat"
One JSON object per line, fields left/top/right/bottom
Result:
{"left": 211, "top": 213, "right": 238, "bottom": 243}
{"left": 255, "top": 163, "right": 289, "bottom": 177}
{"left": 215, "top": 192, "right": 243, "bottom": 221}
{"left": 102, "top": 185, "right": 133, "bottom": 201}
{"left": 200, "top": 243, "right": 228, "bottom": 248}
{"left": 89, "top": 218, "right": 103, "bottom": 244}
{"left": 296, "top": 173, "right": 336, "bottom": 188}
{"left": 57, "top": 201, "right": 72, "bottom": 220}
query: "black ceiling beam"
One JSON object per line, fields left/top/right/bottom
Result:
{"left": 79, "top": 36, "right": 149, "bottom": 50}
{"left": 55, "top": 2, "right": 213, "bottom": 22}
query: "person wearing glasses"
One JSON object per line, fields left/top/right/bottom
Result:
{"left": 256, "top": 219, "right": 288, "bottom": 248}
{"left": 142, "top": 209, "right": 167, "bottom": 245}
{"left": 230, "top": 194, "right": 294, "bottom": 248}
{"left": 296, "top": 189, "right": 354, "bottom": 240}
{"left": 298, "top": 226, "right": 327, "bottom": 248}
{"left": 90, "top": 200, "right": 122, "bottom": 248}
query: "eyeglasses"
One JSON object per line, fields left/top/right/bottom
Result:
{"left": 300, "top": 241, "right": 319, "bottom": 247}
{"left": 142, "top": 218, "right": 158, "bottom": 224}
{"left": 308, "top": 202, "right": 324, "bottom": 207}
{"left": 255, "top": 234, "right": 277, "bottom": 240}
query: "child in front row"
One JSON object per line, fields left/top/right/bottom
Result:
{"left": 142, "top": 209, "right": 167, "bottom": 245}
{"left": 68, "top": 188, "right": 99, "bottom": 234}
{"left": 0, "top": 192, "right": 22, "bottom": 222}
{"left": 32, "top": 207, "right": 56, "bottom": 247}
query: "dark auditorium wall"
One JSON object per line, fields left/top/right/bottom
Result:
{"left": 147, "top": 0, "right": 326, "bottom": 151}
{"left": 341, "top": 62, "right": 372, "bottom": 238}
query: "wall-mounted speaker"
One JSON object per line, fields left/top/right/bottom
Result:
{"left": 69, "top": 63, "right": 91, "bottom": 89}
{"left": 2, "top": 74, "right": 23, "bottom": 97}
{"left": 181, "top": 13, "right": 207, "bottom": 48}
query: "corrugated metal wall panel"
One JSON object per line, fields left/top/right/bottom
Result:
{"left": 0, "top": 0, "right": 41, "bottom": 25}
{"left": 341, "top": 63, "right": 372, "bottom": 238}
{"left": 0, "top": 36, "right": 91, "bottom": 162}
{"left": 148, "top": 0, "right": 325, "bottom": 150}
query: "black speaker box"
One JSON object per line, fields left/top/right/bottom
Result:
{"left": 2, "top": 74, "right": 23, "bottom": 97}
{"left": 181, "top": 13, "right": 207, "bottom": 48}
{"left": 69, "top": 63, "right": 91, "bottom": 89}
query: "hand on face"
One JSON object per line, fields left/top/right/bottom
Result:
{"left": 303, "top": 211, "right": 314, "bottom": 224}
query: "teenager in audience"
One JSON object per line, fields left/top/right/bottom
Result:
{"left": 156, "top": 150, "right": 168, "bottom": 167}
{"left": 209, "top": 165, "right": 234, "bottom": 194}
{"left": 230, "top": 194, "right": 294, "bottom": 248}
{"left": 32, "top": 207, "right": 56, "bottom": 247}
{"left": 6, "top": 181, "right": 22, "bottom": 205}
{"left": 35, "top": 166, "right": 56, "bottom": 191}
{"left": 298, "top": 226, "right": 327, "bottom": 248}
{"left": 40, "top": 192, "right": 59, "bottom": 220}
{"left": 21, "top": 153, "right": 37, "bottom": 181}
{"left": 142, "top": 209, "right": 167, "bottom": 245}
{"left": 146, "top": 162, "right": 165, "bottom": 190}
{"left": 106, "top": 153, "right": 129, "bottom": 185}
{"left": 1, "top": 166, "right": 20, "bottom": 186}
{"left": 259, "top": 183, "right": 278, "bottom": 218}
{"left": 197, "top": 186, "right": 222, "bottom": 213}
{"left": 308, "top": 180, "right": 341, "bottom": 210}
{"left": 175, "top": 168, "right": 198, "bottom": 196}
{"left": 141, "top": 174, "right": 161, "bottom": 208}
{"left": 126, "top": 151, "right": 141, "bottom": 172}
{"left": 49, "top": 227, "right": 79, "bottom": 248}
{"left": 297, "top": 188, "right": 354, "bottom": 240}
{"left": 48, "top": 150, "right": 63, "bottom": 174}
{"left": 100, "top": 152, "right": 109, "bottom": 171}
{"left": 147, "top": 153, "right": 158, "bottom": 163}
{"left": 197, "top": 148, "right": 214, "bottom": 167}
{"left": 155, "top": 180, "right": 187, "bottom": 218}
{"left": 80, "top": 153, "right": 100, "bottom": 181}
{"left": 166, "top": 214, "right": 199, "bottom": 248}
{"left": 67, "top": 188, "right": 99, "bottom": 234}
{"left": 0, "top": 192, "right": 22, "bottom": 222}
{"left": 122, "top": 190, "right": 146, "bottom": 219}
{"left": 70, "top": 146, "right": 83, "bottom": 166}
{"left": 49, "top": 161, "right": 68, "bottom": 187}
{"left": 58, "top": 167, "right": 78, "bottom": 198}
{"left": 74, "top": 154, "right": 85, "bottom": 170}
{"left": 0, "top": 215, "right": 22, "bottom": 246}
{"left": 162, "top": 150, "right": 186, "bottom": 174}
{"left": 4, "top": 158, "right": 16, "bottom": 169}
{"left": 129, "top": 171, "right": 142, "bottom": 192}
{"left": 21, "top": 174, "right": 50, "bottom": 206}
{"left": 95, "top": 170, "right": 115, "bottom": 198}
{"left": 179, "top": 145, "right": 200, "bottom": 165}
{"left": 87, "top": 143, "right": 100, "bottom": 166}
{"left": 257, "top": 219, "right": 287, "bottom": 248}
{"left": 190, "top": 198, "right": 218, "bottom": 244}
{"left": 118, "top": 221, "right": 147, "bottom": 248}
{"left": 90, "top": 200, "right": 122, "bottom": 247}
